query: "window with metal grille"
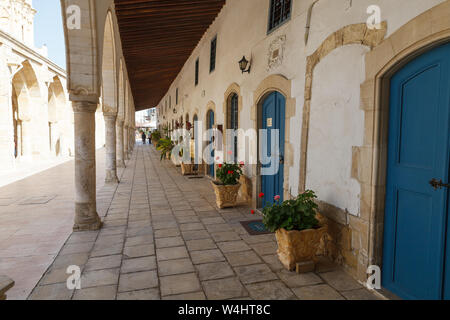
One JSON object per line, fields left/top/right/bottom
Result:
{"left": 227, "top": 93, "right": 239, "bottom": 163}
{"left": 210, "top": 36, "right": 217, "bottom": 73}
{"left": 268, "top": 0, "right": 291, "bottom": 33}
{"left": 195, "top": 58, "right": 199, "bottom": 86}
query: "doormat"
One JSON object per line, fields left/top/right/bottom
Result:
{"left": 240, "top": 220, "right": 272, "bottom": 236}
{"left": 188, "top": 176, "right": 204, "bottom": 179}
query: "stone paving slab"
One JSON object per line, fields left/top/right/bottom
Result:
{"left": 26, "top": 145, "right": 380, "bottom": 300}
{"left": 0, "top": 149, "right": 117, "bottom": 300}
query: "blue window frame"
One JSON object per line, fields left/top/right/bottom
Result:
{"left": 228, "top": 93, "right": 239, "bottom": 163}
{"left": 268, "top": 0, "right": 292, "bottom": 33}
{"left": 195, "top": 58, "right": 199, "bottom": 86}
{"left": 210, "top": 36, "right": 217, "bottom": 73}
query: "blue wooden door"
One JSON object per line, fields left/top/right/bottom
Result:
{"left": 382, "top": 42, "right": 450, "bottom": 300}
{"left": 207, "top": 110, "right": 215, "bottom": 177}
{"left": 261, "top": 91, "right": 286, "bottom": 206}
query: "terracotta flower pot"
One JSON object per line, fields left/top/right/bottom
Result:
{"left": 275, "top": 226, "right": 327, "bottom": 271}
{"left": 211, "top": 181, "right": 241, "bottom": 209}
{"left": 181, "top": 162, "right": 195, "bottom": 175}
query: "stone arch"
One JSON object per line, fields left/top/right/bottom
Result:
{"left": 11, "top": 60, "right": 42, "bottom": 159}
{"left": 203, "top": 101, "right": 216, "bottom": 176}
{"left": 48, "top": 76, "right": 66, "bottom": 156}
{"left": 48, "top": 76, "right": 66, "bottom": 124}
{"left": 118, "top": 59, "right": 125, "bottom": 119}
{"left": 358, "top": 1, "right": 450, "bottom": 282}
{"left": 298, "top": 22, "right": 388, "bottom": 193}
{"left": 222, "top": 83, "right": 243, "bottom": 160}
{"left": 101, "top": 11, "right": 117, "bottom": 114}
{"left": 251, "top": 74, "right": 295, "bottom": 208}
{"left": 61, "top": 0, "right": 100, "bottom": 101}
{"left": 204, "top": 101, "right": 216, "bottom": 131}
{"left": 296, "top": 1, "right": 450, "bottom": 284}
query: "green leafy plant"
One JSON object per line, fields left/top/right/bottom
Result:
{"left": 151, "top": 130, "right": 161, "bottom": 142}
{"left": 156, "top": 138, "right": 174, "bottom": 161}
{"left": 261, "top": 190, "right": 320, "bottom": 233}
{"left": 215, "top": 162, "right": 243, "bottom": 185}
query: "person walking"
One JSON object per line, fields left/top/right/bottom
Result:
{"left": 141, "top": 131, "right": 146, "bottom": 144}
{"left": 148, "top": 131, "right": 152, "bottom": 145}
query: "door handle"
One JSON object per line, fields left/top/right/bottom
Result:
{"left": 279, "top": 154, "right": 285, "bottom": 165}
{"left": 429, "top": 178, "right": 450, "bottom": 190}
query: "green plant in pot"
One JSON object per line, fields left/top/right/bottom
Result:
{"left": 211, "top": 162, "right": 244, "bottom": 209}
{"left": 261, "top": 190, "right": 327, "bottom": 271}
{"left": 156, "top": 138, "right": 174, "bottom": 161}
{"left": 151, "top": 130, "right": 161, "bottom": 145}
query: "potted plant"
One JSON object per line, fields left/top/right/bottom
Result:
{"left": 261, "top": 190, "right": 327, "bottom": 271}
{"left": 151, "top": 130, "right": 161, "bottom": 147}
{"left": 180, "top": 147, "right": 196, "bottom": 175}
{"left": 156, "top": 138, "right": 174, "bottom": 161}
{"left": 211, "top": 162, "right": 243, "bottom": 209}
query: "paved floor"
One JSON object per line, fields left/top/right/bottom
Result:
{"left": 0, "top": 155, "right": 73, "bottom": 188}
{"left": 26, "top": 144, "right": 379, "bottom": 300}
{"left": 0, "top": 148, "right": 123, "bottom": 300}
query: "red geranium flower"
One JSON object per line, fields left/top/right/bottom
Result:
{"left": 274, "top": 195, "right": 281, "bottom": 201}
{"left": 251, "top": 210, "right": 255, "bottom": 215}
{"left": 218, "top": 164, "right": 222, "bottom": 168}
{"left": 259, "top": 192, "right": 265, "bottom": 198}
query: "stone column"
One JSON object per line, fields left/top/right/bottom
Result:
{"left": 104, "top": 113, "right": 119, "bottom": 184}
{"left": 21, "top": 119, "right": 32, "bottom": 160}
{"left": 72, "top": 101, "right": 102, "bottom": 231}
{"left": 116, "top": 119, "right": 125, "bottom": 168}
{"left": 123, "top": 124, "right": 129, "bottom": 160}
{"left": 129, "top": 127, "right": 134, "bottom": 153}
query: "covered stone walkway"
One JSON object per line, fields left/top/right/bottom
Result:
{"left": 28, "top": 144, "right": 379, "bottom": 300}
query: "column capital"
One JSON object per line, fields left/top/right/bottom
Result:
{"left": 117, "top": 119, "right": 125, "bottom": 126}
{"left": 72, "top": 101, "right": 97, "bottom": 113}
{"left": 103, "top": 112, "right": 118, "bottom": 120}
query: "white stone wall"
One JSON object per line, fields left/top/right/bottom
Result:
{"left": 0, "top": 1, "right": 107, "bottom": 171}
{"left": 0, "top": 0, "right": 36, "bottom": 47}
{"left": 306, "top": 45, "right": 368, "bottom": 215}
{"left": 159, "top": 0, "right": 446, "bottom": 215}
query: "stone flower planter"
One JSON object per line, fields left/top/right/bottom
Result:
{"left": 211, "top": 181, "right": 241, "bottom": 209}
{"left": 181, "top": 162, "right": 196, "bottom": 175}
{"left": 275, "top": 226, "right": 327, "bottom": 271}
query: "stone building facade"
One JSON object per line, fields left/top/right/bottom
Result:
{"left": 153, "top": 0, "right": 450, "bottom": 298}
{"left": 0, "top": 0, "right": 107, "bottom": 171}
{"left": 60, "top": 0, "right": 449, "bottom": 300}
{"left": 0, "top": 0, "right": 136, "bottom": 184}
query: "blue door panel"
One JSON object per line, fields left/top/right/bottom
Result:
{"left": 383, "top": 42, "right": 450, "bottom": 300}
{"left": 261, "top": 92, "right": 285, "bottom": 206}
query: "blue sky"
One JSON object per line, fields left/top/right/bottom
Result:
{"left": 33, "top": 0, "right": 66, "bottom": 69}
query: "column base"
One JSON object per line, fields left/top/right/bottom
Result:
{"left": 105, "top": 170, "right": 119, "bottom": 184}
{"left": 73, "top": 218, "right": 103, "bottom": 232}
{"left": 73, "top": 203, "right": 103, "bottom": 232}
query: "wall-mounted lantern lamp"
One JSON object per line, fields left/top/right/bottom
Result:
{"left": 239, "top": 56, "right": 251, "bottom": 74}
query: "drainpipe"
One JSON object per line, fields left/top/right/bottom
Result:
{"left": 305, "top": 0, "right": 320, "bottom": 46}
